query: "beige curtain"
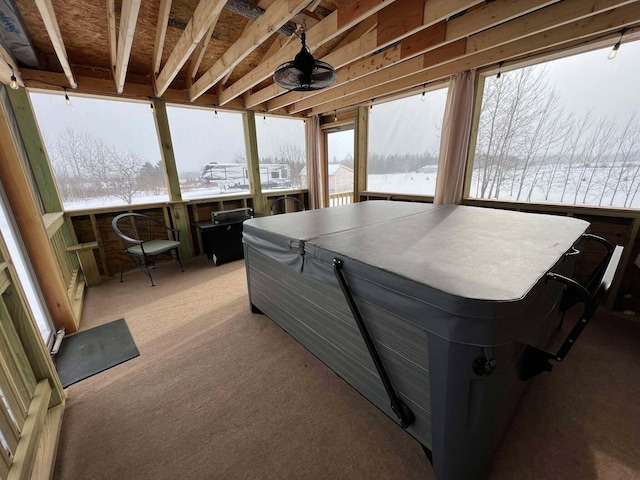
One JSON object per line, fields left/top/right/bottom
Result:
{"left": 305, "top": 115, "right": 324, "bottom": 209}
{"left": 434, "top": 70, "right": 476, "bottom": 205}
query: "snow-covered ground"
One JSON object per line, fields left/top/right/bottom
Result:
{"left": 60, "top": 166, "right": 640, "bottom": 210}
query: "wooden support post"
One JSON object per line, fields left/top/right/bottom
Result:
{"left": 5, "top": 88, "right": 78, "bottom": 269}
{"left": 0, "top": 87, "right": 78, "bottom": 333}
{"left": 6, "top": 89, "right": 62, "bottom": 213}
{"left": 243, "top": 112, "right": 265, "bottom": 215}
{"left": 354, "top": 106, "right": 368, "bottom": 202}
{"left": 152, "top": 99, "right": 182, "bottom": 202}
{"left": 169, "top": 203, "right": 193, "bottom": 259}
{"left": 152, "top": 99, "right": 194, "bottom": 258}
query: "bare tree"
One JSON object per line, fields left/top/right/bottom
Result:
{"left": 49, "top": 129, "right": 154, "bottom": 204}
{"left": 475, "top": 66, "right": 553, "bottom": 200}
{"left": 276, "top": 143, "right": 306, "bottom": 188}
{"left": 609, "top": 115, "right": 640, "bottom": 207}
{"left": 600, "top": 113, "right": 640, "bottom": 206}
{"left": 559, "top": 114, "right": 591, "bottom": 203}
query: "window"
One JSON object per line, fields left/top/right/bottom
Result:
{"left": 367, "top": 88, "right": 448, "bottom": 195}
{"left": 167, "top": 106, "right": 248, "bottom": 199}
{"left": 468, "top": 40, "right": 640, "bottom": 208}
{"left": 30, "top": 92, "right": 167, "bottom": 210}
{"left": 255, "top": 115, "right": 306, "bottom": 191}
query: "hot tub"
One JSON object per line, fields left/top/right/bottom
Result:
{"left": 242, "top": 201, "right": 620, "bottom": 480}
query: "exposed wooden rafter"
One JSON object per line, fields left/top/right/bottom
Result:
{"left": 155, "top": 0, "right": 228, "bottom": 97}
{"left": 187, "top": 20, "right": 218, "bottom": 83}
{"left": 34, "top": 0, "right": 77, "bottom": 88}
{"left": 307, "top": 2, "right": 640, "bottom": 115}
{"left": 153, "top": 0, "right": 173, "bottom": 75}
{"left": 188, "top": 0, "right": 311, "bottom": 102}
{"left": 215, "top": 0, "right": 404, "bottom": 106}
{"left": 274, "top": 0, "right": 559, "bottom": 114}
{"left": 114, "top": 0, "right": 142, "bottom": 94}
{"left": 245, "top": 0, "right": 482, "bottom": 109}
{"left": 107, "top": 0, "right": 117, "bottom": 75}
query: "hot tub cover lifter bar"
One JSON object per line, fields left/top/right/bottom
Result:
{"left": 333, "top": 257, "right": 416, "bottom": 429}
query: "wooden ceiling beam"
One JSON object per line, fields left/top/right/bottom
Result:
{"left": 155, "top": 0, "right": 227, "bottom": 97}
{"left": 107, "top": 0, "right": 117, "bottom": 75}
{"left": 216, "top": 0, "right": 406, "bottom": 106}
{"left": 308, "top": 4, "right": 640, "bottom": 115}
{"left": 186, "top": 14, "right": 219, "bottom": 83}
{"left": 295, "top": 0, "right": 636, "bottom": 114}
{"left": 188, "top": 0, "right": 311, "bottom": 102}
{"left": 34, "top": 0, "right": 77, "bottom": 88}
{"left": 247, "top": 0, "right": 484, "bottom": 109}
{"left": 114, "top": 0, "right": 142, "bottom": 94}
{"left": 278, "top": 0, "right": 558, "bottom": 113}
{"left": 19, "top": 69, "right": 244, "bottom": 111}
{"left": 153, "top": 0, "right": 173, "bottom": 75}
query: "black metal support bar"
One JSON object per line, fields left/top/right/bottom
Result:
{"left": 581, "top": 234, "right": 614, "bottom": 296}
{"left": 520, "top": 244, "right": 623, "bottom": 381}
{"left": 332, "top": 258, "right": 415, "bottom": 428}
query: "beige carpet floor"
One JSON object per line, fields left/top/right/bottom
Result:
{"left": 53, "top": 256, "right": 640, "bottom": 480}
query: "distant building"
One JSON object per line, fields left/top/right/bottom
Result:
{"left": 300, "top": 164, "right": 354, "bottom": 193}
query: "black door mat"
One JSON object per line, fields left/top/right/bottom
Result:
{"left": 55, "top": 318, "right": 139, "bottom": 388}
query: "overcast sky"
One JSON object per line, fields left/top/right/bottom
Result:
{"left": 29, "top": 40, "right": 640, "bottom": 170}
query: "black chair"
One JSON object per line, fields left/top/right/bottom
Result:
{"left": 112, "top": 213, "right": 184, "bottom": 286}
{"left": 269, "top": 196, "right": 305, "bottom": 215}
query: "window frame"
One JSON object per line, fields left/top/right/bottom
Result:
{"left": 463, "top": 39, "right": 640, "bottom": 211}
{"left": 362, "top": 81, "right": 449, "bottom": 201}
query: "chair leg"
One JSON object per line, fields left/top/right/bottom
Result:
{"left": 175, "top": 248, "right": 184, "bottom": 272}
{"left": 121, "top": 256, "right": 155, "bottom": 286}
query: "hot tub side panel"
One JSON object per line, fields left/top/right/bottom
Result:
{"left": 244, "top": 244, "right": 434, "bottom": 448}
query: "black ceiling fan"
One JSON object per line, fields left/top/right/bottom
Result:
{"left": 273, "top": 25, "right": 336, "bottom": 92}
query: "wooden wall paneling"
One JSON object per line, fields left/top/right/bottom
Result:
{"left": 94, "top": 213, "right": 131, "bottom": 276}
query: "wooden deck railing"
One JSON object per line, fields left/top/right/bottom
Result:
{"left": 329, "top": 192, "right": 354, "bottom": 207}
{"left": 43, "top": 212, "right": 100, "bottom": 327}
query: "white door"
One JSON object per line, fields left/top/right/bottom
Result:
{"left": 325, "top": 128, "right": 355, "bottom": 207}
